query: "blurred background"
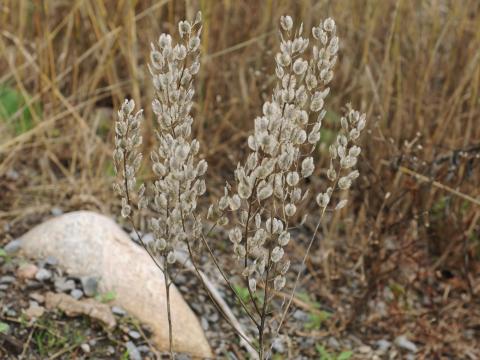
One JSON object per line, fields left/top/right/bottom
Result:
{"left": 1, "top": 0, "right": 479, "bottom": 358}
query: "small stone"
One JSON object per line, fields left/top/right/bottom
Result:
{"left": 6, "top": 309, "right": 17, "bottom": 317}
{"left": 112, "top": 306, "right": 126, "bottom": 316}
{"left": 376, "top": 339, "right": 391, "bottom": 353}
{"left": 395, "top": 335, "right": 418, "bottom": 353}
{"left": 327, "top": 337, "right": 340, "bottom": 349}
{"left": 80, "top": 343, "right": 90, "bottom": 353}
{"left": 358, "top": 345, "right": 372, "bottom": 354}
{"left": 24, "top": 304, "right": 45, "bottom": 319}
{"left": 200, "top": 317, "right": 209, "bottom": 331}
{"left": 35, "top": 269, "right": 52, "bottom": 282}
{"left": 25, "top": 280, "right": 42, "bottom": 290}
{"left": 137, "top": 345, "right": 150, "bottom": 353}
{"left": 29, "top": 293, "right": 45, "bottom": 304}
{"left": 0, "top": 284, "right": 8, "bottom": 291}
{"left": 4, "top": 239, "right": 21, "bottom": 254}
{"left": 45, "top": 256, "right": 58, "bottom": 266}
{"left": 54, "top": 278, "right": 76, "bottom": 292}
{"left": 70, "top": 289, "right": 83, "bottom": 300}
{"left": 293, "top": 309, "right": 309, "bottom": 322}
{"left": 126, "top": 341, "right": 141, "bottom": 360}
{"left": 81, "top": 276, "right": 98, "bottom": 297}
{"left": 0, "top": 276, "right": 15, "bottom": 284}
{"left": 17, "top": 263, "right": 39, "bottom": 280}
{"left": 106, "top": 346, "right": 115, "bottom": 355}
{"left": 272, "top": 336, "right": 286, "bottom": 353}
{"left": 51, "top": 207, "right": 64, "bottom": 216}
{"left": 128, "top": 330, "right": 141, "bottom": 340}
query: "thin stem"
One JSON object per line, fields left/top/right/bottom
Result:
{"left": 275, "top": 166, "right": 342, "bottom": 335}
{"left": 186, "top": 240, "right": 257, "bottom": 350}
{"left": 163, "top": 261, "right": 175, "bottom": 359}
{"left": 196, "top": 223, "right": 260, "bottom": 328}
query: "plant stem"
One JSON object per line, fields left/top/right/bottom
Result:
{"left": 163, "top": 261, "right": 175, "bottom": 359}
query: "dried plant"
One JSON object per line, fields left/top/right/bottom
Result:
{"left": 113, "top": 12, "right": 366, "bottom": 360}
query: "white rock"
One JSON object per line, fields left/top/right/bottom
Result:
{"left": 395, "top": 335, "right": 418, "bottom": 353}
{"left": 19, "top": 211, "right": 212, "bottom": 358}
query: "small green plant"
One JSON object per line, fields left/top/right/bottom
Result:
{"left": 0, "top": 322, "right": 10, "bottom": 334}
{"left": 316, "top": 344, "right": 353, "bottom": 360}
{"left": 96, "top": 290, "right": 117, "bottom": 303}
{"left": 0, "top": 85, "right": 40, "bottom": 135}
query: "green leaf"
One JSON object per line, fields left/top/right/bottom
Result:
{"left": 315, "top": 344, "right": 332, "bottom": 360}
{"left": 96, "top": 290, "right": 116, "bottom": 303}
{"left": 0, "top": 248, "right": 7, "bottom": 257}
{"left": 305, "top": 310, "right": 331, "bottom": 330}
{"left": 0, "top": 85, "right": 40, "bottom": 135}
{"left": 0, "top": 322, "right": 10, "bottom": 334}
{"left": 338, "top": 351, "right": 353, "bottom": 360}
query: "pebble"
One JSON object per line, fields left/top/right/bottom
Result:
{"left": 24, "top": 304, "right": 45, "bottom": 319}
{"left": 395, "top": 335, "right": 418, "bottom": 353}
{"left": 125, "top": 341, "right": 141, "bottom": 360}
{"left": 137, "top": 345, "right": 150, "bottom": 353}
{"left": 80, "top": 343, "right": 91, "bottom": 353}
{"left": 358, "top": 345, "right": 372, "bottom": 353}
{"left": 112, "top": 306, "right": 126, "bottom": 316}
{"left": 46, "top": 256, "right": 58, "bottom": 266}
{"left": 327, "top": 337, "right": 340, "bottom": 349}
{"left": 376, "top": 339, "right": 391, "bottom": 352}
{"left": 4, "top": 240, "right": 21, "bottom": 254}
{"left": 29, "top": 293, "right": 45, "bottom": 304}
{"left": 54, "top": 278, "right": 76, "bottom": 292}
{"left": 16, "top": 263, "right": 39, "bottom": 280}
{"left": 128, "top": 330, "right": 141, "bottom": 340}
{"left": 106, "top": 345, "right": 115, "bottom": 355}
{"left": 35, "top": 268, "right": 52, "bottom": 281}
{"left": 25, "top": 280, "right": 43, "bottom": 290}
{"left": 70, "top": 289, "right": 84, "bottom": 300}
{"left": 201, "top": 317, "right": 209, "bottom": 331}
{"left": 272, "top": 336, "right": 286, "bottom": 353}
{"left": 81, "top": 276, "right": 98, "bottom": 297}
{"left": 5, "top": 308, "right": 17, "bottom": 317}
{"left": 293, "top": 309, "right": 309, "bottom": 322}
{"left": 0, "top": 275, "right": 16, "bottom": 284}
{"left": 51, "top": 207, "right": 64, "bottom": 216}
{"left": 0, "top": 284, "right": 9, "bottom": 291}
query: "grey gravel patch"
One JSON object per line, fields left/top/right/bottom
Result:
{"left": 125, "top": 341, "right": 141, "bottom": 360}
{"left": 70, "top": 289, "right": 83, "bottom": 300}
{"left": 0, "top": 285, "right": 9, "bottom": 291}
{"left": 4, "top": 239, "right": 21, "bottom": 254}
{"left": 35, "top": 269, "right": 52, "bottom": 281}
{"left": 81, "top": 276, "right": 98, "bottom": 297}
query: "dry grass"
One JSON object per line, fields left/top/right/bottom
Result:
{"left": 1, "top": 0, "right": 479, "bottom": 357}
